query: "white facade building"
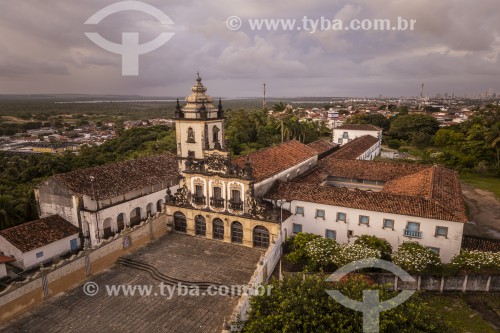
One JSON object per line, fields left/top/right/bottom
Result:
{"left": 333, "top": 124, "right": 382, "bottom": 146}
{"left": 0, "top": 215, "right": 80, "bottom": 270}
{"left": 35, "top": 154, "right": 180, "bottom": 247}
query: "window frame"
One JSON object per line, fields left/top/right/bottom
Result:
{"left": 336, "top": 212, "right": 346, "bottom": 222}
{"left": 359, "top": 215, "right": 370, "bottom": 225}
{"left": 315, "top": 209, "right": 326, "bottom": 219}
{"left": 325, "top": 229, "right": 336, "bottom": 240}
{"left": 435, "top": 226, "right": 448, "bottom": 238}
{"left": 295, "top": 206, "right": 304, "bottom": 216}
{"left": 36, "top": 251, "right": 44, "bottom": 258}
{"left": 292, "top": 223, "right": 302, "bottom": 234}
{"left": 383, "top": 219, "right": 395, "bottom": 230}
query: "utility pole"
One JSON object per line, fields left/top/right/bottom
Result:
{"left": 263, "top": 83, "right": 267, "bottom": 110}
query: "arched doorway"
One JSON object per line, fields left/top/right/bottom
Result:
{"left": 117, "top": 213, "right": 125, "bottom": 231}
{"left": 212, "top": 218, "right": 224, "bottom": 240}
{"left": 174, "top": 212, "right": 187, "bottom": 233}
{"left": 195, "top": 215, "right": 206, "bottom": 236}
{"left": 102, "top": 218, "right": 113, "bottom": 239}
{"left": 231, "top": 222, "right": 243, "bottom": 244}
{"left": 130, "top": 207, "right": 142, "bottom": 226}
{"left": 253, "top": 226, "right": 270, "bottom": 248}
{"left": 157, "top": 199, "right": 164, "bottom": 213}
{"left": 146, "top": 203, "right": 154, "bottom": 217}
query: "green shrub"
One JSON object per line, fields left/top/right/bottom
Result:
{"left": 448, "top": 250, "right": 500, "bottom": 273}
{"left": 392, "top": 242, "right": 441, "bottom": 274}
{"left": 354, "top": 235, "right": 392, "bottom": 261}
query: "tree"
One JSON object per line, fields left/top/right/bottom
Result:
{"left": 286, "top": 233, "right": 322, "bottom": 268}
{"left": 347, "top": 113, "right": 390, "bottom": 131}
{"left": 241, "top": 274, "right": 449, "bottom": 332}
{"left": 387, "top": 139, "right": 401, "bottom": 150}
{"left": 389, "top": 114, "right": 440, "bottom": 141}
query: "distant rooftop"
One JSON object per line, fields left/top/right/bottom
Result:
{"left": 0, "top": 215, "right": 79, "bottom": 252}
{"left": 335, "top": 124, "right": 382, "bottom": 131}
{"left": 329, "top": 135, "right": 379, "bottom": 160}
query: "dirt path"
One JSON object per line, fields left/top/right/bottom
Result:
{"left": 465, "top": 295, "right": 500, "bottom": 331}
{"left": 462, "top": 184, "right": 500, "bottom": 239}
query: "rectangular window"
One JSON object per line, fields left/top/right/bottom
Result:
{"left": 295, "top": 206, "right": 304, "bottom": 215}
{"left": 359, "top": 215, "right": 369, "bottom": 225}
{"left": 337, "top": 212, "right": 346, "bottom": 222}
{"left": 36, "top": 251, "right": 44, "bottom": 258}
{"left": 325, "top": 229, "right": 336, "bottom": 240}
{"left": 338, "top": 138, "right": 342, "bottom": 144}
{"left": 383, "top": 219, "right": 394, "bottom": 229}
{"left": 435, "top": 226, "right": 448, "bottom": 238}
{"left": 315, "top": 209, "right": 325, "bottom": 219}
{"left": 195, "top": 185, "right": 203, "bottom": 197}
{"left": 213, "top": 187, "right": 222, "bottom": 199}
{"left": 342, "top": 131, "right": 349, "bottom": 139}
{"left": 404, "top": 222, "right": 422, "bottom": 238}
{"left": 427, "top": 247, "right": 440, "bottom": 255}
{"left": 293, "top": 223, "right": 302, "bottom": 233}
{"left": 232, "top": 189, "right": 241, "bottom": 202}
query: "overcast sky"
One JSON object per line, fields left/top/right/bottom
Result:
{"left": 0, "top": 0, "right": 499, "bottom": 97}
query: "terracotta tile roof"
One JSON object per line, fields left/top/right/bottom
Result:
{"left": 0, "top": 215, "right": 80, "bottom": 252}
{"left": 335, "top": 124, "right": 381, "bottom": 131}
{"left": 233, "top": 140, "right": 317, "bottom": 182}
{"left": 383, "top": 165, "right": 467, "bottom": 223}
{"left": 292, "top": 166, "right": 328, "bottom": 184}
{"left": 319, "top": 158, "right": 429, "bottom": 182}
{"left": 265, "top": 181, "right": 467, "bottom": 223}
{"left": 0, "top": 255, "right": 16, "bottom": 263}
{"left": 51, "top": 153, "right": 180, "bottom": 200}
{"left": 307, "top": 139, "right": 338, "bottom": 156}
{"left": 330, "top": 135, "right": 379, "bottom": 160}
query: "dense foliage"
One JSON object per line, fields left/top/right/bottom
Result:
{"left": 354, "top": 235, "right": 393, "bottom": 261}
{"left": 225, "top": 109, "right": 331, "bottom": 156}
{"left": 448, "top": 250, "right": 500, "bottom": 273}
{"left": 392, "top": 242, "right": 441, "bottom": 274}
{"left": 241, "top": 274, "right": 449, "bottom": 332}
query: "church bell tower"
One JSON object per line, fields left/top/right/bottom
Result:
{"left": 174, "top": 74, "right": 226, "bottom": 171}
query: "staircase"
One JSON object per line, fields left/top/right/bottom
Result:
{"left": 117, "top": 257, "right": 221, "bottom": 289}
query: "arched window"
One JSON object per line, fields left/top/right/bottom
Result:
{"left": 102, "top": 218, "right": 113, "bottom": 239}
{"left": 174, "top": 212, "right": 187, "bottom": 233}
{"left": 195, "top": 215, "right": 206, "bottom": 236}
{"left": 253, "top": 226, "right": 270, "bottom": 248}
{"left": 187, "top": 127, "right": 195, "bottom": 143}
{"left": 213, "top": 218, "right": 224, "bottom": 240}
{"left": 117, "top": 213, "right": 125, "bottom": 231}
{"left": 157, "top": 199, "right": 164, "bottom": 213}
{"left": 146, "top": 203, "right": 154, "bottom": 217}
{"left": 213, "top": 125, "right": 220, "bottom": 142}
{"left": 231, "top": 222, "right": 243, "bottom": 243}
{"left": 130, "top": 207, "right": 142, "bottom": 227}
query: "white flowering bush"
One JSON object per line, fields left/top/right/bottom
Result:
{"left": 392, "top": 242, "right": 441, "bottom": 274}
{"left": 304, "top": 237, "right": 338, "bottom": 271}
{"left": 448, "top": 250, "right": 500, "bottom": 273}
{"left": 331, "top": 243, "right": 381, "bottom": 267}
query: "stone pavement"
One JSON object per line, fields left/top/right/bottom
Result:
{"left": 0, "top": 233, "right": 264, "bottom": 333}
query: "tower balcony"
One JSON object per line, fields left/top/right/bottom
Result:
{"left": 210, "top": 197, "right": 225, "bottom": 208}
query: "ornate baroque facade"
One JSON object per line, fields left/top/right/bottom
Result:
{"left": 166, "top": 75, "right": 281, "bottom": 249}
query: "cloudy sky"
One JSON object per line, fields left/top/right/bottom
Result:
{"left": 0, "top": 0, "right": 499, "bottom": 97}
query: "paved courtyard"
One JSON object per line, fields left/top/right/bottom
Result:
{"left": 1, "top": 233, "right": 264, "bottom": 333}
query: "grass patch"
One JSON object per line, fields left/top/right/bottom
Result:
{"left": 460, "top": 174, "right": 500, "bottom": 199}
{"left": 422, "top": 294, "right": 497, "bottom": 333}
